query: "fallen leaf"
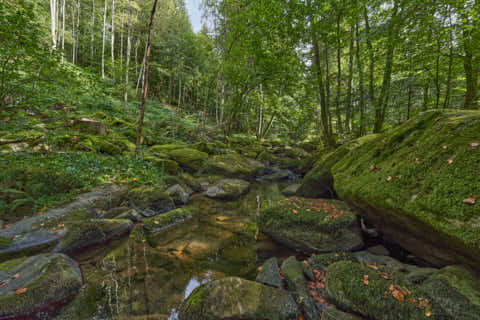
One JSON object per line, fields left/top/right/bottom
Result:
{"left": 257, "top": 266, "right": 262, "bottom": 271}
{"left": 386, "top": 176, "right": 393, "bottom": 182}
{"left": 153, "top": 221, "right": 160, "bottom": 225}
{"left": 415, "top": 158, "right": 421, "bottom": 164}
{"left": 11, "top": 273, "right": 20, "bottom": 279}
{"left": 362, "top": 274, "right": 369, "bottom": 285}
{"left": 298, "top": 314, "right": 305, "bottom": 320}
{"left": 292, "top": 209, "right": 299, "bottom": 215}
{"left": 442, "top": 145, "right": 448, "bottom": 150}
{"left": 15, "top": 288, "right": 27, "bottom": 295}
{"left": 471, "top": 142, "right": 480, "bottom": 148}
{"left": 426, "top": 311, "right": 432, "bottom": 317}
{"left": 447, "top": 158, "right": 453, "bottom": 165}
{"left": 447, "top": 122, "right": 454, "bottom": 126}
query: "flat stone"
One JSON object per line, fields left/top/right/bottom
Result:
{"left": 256, "top": 257, "right": 284, "bottom": 289}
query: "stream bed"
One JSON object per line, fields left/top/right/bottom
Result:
{"left": 76, "top": 182, "right": 300, "bottom": 319}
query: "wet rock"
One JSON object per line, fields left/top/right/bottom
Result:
{"left": 321, "top": 306, "right": 362, "bottom": 320}
{"left": 0, "top": 253, "right": 83, "bottom": 319}
{"left": 208, "top": 154, "right": 265, "bottom": 180}
{"left": 127, "top": 186, "right": 175, "bottom": 217}
{"left": 205, "top": 179, "right": 250, "bottom": 200}
{"left": 54, "top": 219, "right": 134, "bottom": 254}
{"left": 281, "top": 183, "right": 301, "bottom": 196}
{"left": 143, "top": 208, "right": 192, "bottom": 233}
{"left": 166, "top": 184, "right": 190, "bottom": 205}
{"left": 258, "top": 198, "right": 363, "bottom": 253}
{"left": 259, "top": 169, "right": 293, "bottom": 182}
{"left": 256, "top": 257, "right": 284, "bottom": 289}
{"left": 103, "top": 206, "right": 131, "bottom": 219}
{"left": 178, "top": 277, "right": 298, "bottom": 320}
{"left": 366, "top": 245, "right": 390, "bottom": 256}
{"left": 281, "top": 256, "right": 318, "bottom": 320}
{"left": 53, "top": 283, "right": 109, "bottom": 320}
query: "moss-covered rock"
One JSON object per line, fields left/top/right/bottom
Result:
{"left": 281, "top": 183, "right": 301, "bottom": 196}
{"left": 281, "top": 256, "right": 318, "bottom": 320}
{"left": 325, "top": 261, "right": 435, "bottom": 320}
{"left": 143, "top": 208, "right": 192, "bottom": 233}
{"left": 208, "top": 154, "right": 265, "bottom": 180}
{"left": 178, "top": 277, "right": 298, "bottom": 320}
{"left": 0, "top": 253, "right": 82, "bottom": 319}
{"left": 168, "top": 148, "right": 209, "bottom": 173}
{"left": 332, "top": 110, "right": 480, "bottom": 268}
{"left": 258, "top": 198, "right": 363, "bottom": 253}
{"left": 180, "top": 173, "right": 203, "bottom": 192}
{"left": 75, "top": 135, "right": 135, "bottom": 155}
{"left": 72, "top": 118, "right": 107, "bottom": 136}
{"left": 166, "top": 184, "right": 190, "bottom": 205}
{"left": 144, "top": 157, "right": 181, "bottom": 175}
{"left": 205, "top": 179, "right": 250, "bottom": 200}
{"left": 127, "top": 186, "right": 175, "bottom": 217}
{"left": 321, "top": 306, "right": 362, "bottom": 320}
{"left": 148, "top": 143, "right": 187, "bottom": 154}
{"left": 56, "top": 219, "right": 133, "bottom": 254}
{"left": 298, "top": 135, "right": 379, "bottom": 198}
{"left": 308, "top": 252, "right": 356, "bottom": 271}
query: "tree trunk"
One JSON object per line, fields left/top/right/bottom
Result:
{"left": 75, "top": 0, "right": 80, "bottom": 64}
{"left": 373, "top": 0, "right": 399, "bottom": 133}
{"left": 124, "top": 0, "right": 132, "bottom": 112}
{"left": 356, "top": 21, "right": 366, "bottom": 137}
{"left": 72, "top": 2, "right": 76, "bottom": 63}
{"left": 435, "top": 38, "right": 441, "bottom": 109}
{"left": 50, "top": 0, "right": 57, "bottom": 50}
{"left": 463, "top": 27, "right": 478, "bottom": 109}
{"left": 61, "top": 0, "right": 65, "bottom": 61}
{"left": 443, "top": 44, "right": 453, "bottom": 109}
{"left": 91, "top": 0, "right": 95, "bottom": 59}
{"left": 364, "top": 7, "right": 375, "bottom": 116}
{"left": 422, "top": 80, "right": 429, "bottom": 111}
{"left": 120, "top": 10, "right": 124, "bottom": 75}
{"left": 111, "top": 0, "right": 116, "bottom": 80}
{"left": 345, "top": 24, "right": 354, "bottom": 133}
{"left": 102, "top": 0, "right": 107, "bottom": 78}
{"left": 136, "top": 0, "right": 160, "bottom": 153}
{"left": 324, "top": 46, "right": 332, "bottom": 136}
{"left": 335, "top": 12, "right": 343, "bottom": 134}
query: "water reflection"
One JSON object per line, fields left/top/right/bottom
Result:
{"left": 77, "top": 182, "right": 297, "bottom": 319}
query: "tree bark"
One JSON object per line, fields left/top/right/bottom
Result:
{"left": 102, "top": 0, "right": 108, "bottom": 78}
{"left": 136, "top": 0, "right": 160, "bottom": 153}
{"left": 124, "top": 0, "right": 132, "bottom": 112}
{"left": 335, "top": 11, "right": 343, "bottom": 134}
{"left": 356, "top": 21, "right": 366, "bottom": 137}
{"left": 111, "top": 0, "right": 116, "bottom": 80}
{"left": 364, "top": 7, "right": 375, "bottom": 117}
{"left": 345, "top": 24, "right": 354, "bottom": 132}
{"left": 50, "top": 0, "right": 57, "bottom": 50}
{"left": 91, "top": 0, "right": 95, "bottom": 59}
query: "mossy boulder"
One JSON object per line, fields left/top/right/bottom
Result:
{"left": 193, "top": 141, "right": 228, "bottom": 155}
{"left": 281, "top": 256, "right": 318, "bottom": 320}
{"left": 281, "top": 183, "right": 301, "bottom": 196}
{"left": 76, "top": 135, "right": 134, "bottom": 154}
{"left": 148, "top": 143, "right": 187, "bottom": 154}
{"left": 321, "top": 306, "right": 362, "bottom": 320}
{"left": 332, "top": 110, "right": 480, "bottom": 268}
{"left": 298, "top": 135, "right": 379, "bottom": 198}
{"left": 72, "top": 118, "right": 107, "bottom": 136}
{"left": 143, "top": 208, "right": 192, "bottom": 233}
{"left": 205, "top": 179, "right": 250, "bottom": 200}
{"left": 258, "top": 198, "right": 363, "bottom": 253}
{"left": 127, "top": 186, "right": 175, "bottom": 217}
{"left": 178, "top": 277, "right": 298, "bottom": 320}
{"left": 0, "top": 253, "right": 83, "bottom": 319}
{"left": 166, "top": 184, "right": 190, "bottom": 205}
{"left": 308, "top": 252, "right": 356, "bottom": 271}
{"left": 208, "top": 154, "right": 265, "bottom": 180}
{"left": 325, "top": 261, "right": 435, "bottom": 320}
{"left": 55, "top": 219, "right": 133, "bottom": 254}
{"left": 168, "top": 148, "right": 209, "bottom": 173}
{"left": 145, "top": 157, "right": 181, "bottom": 175}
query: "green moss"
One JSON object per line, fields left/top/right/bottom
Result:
{"left": 258, "top": 197, "right": 363, "bottom": 253}
{"left": 0, "top": 236, "right": 13, "bottom": 249}
{"left": 326, "top": 261, "right": 434, "bottom": 320}
{"left": 308, "top": 251, "right": 355, "bottom": 270}
{"left": 168, "top": 148, "right": 208, "bottom": 173}
{"left": 127, "top": 186, "right": 174, "bottom": 213}
{"left": 148, "top": 144, "right": 187, "bottom": 154}
{"left": 143, "top": 208, "right": 192, "bottom": 232}
{"left": 208, "top": 154, "right": 265, "bottom": 179}
{"left": 332, "top": 110, "right": 480, "bottom": 267}
{"left": 0, "top": 256, "right": 27, "bottom": 271}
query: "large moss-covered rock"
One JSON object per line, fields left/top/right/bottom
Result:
{"left": 145, "top": 157, "right": 181, "bottom": 175}
{"left": 55, "top": 219, "right": 133, "bottom": 254}
{"left": 72, "top": 118, "right": 107, "bottom": 136}
{"left": 321, "top": 306, "right": 362, "bottom": 320}
{"left": 256, "top": 257, "right": 284, "bottom": 289}
{"left": 325, "top": 261, "right": 435, "bottom": 320}
{"left": 148, "top": 143, "right": 187, "bottom": 154}
{"left": 166, "top": 184, "right": 190, "bottom": 205}
{"left": 143, "top": 208, "right": 192, "bottom": 233}
{"left": 168, "top": 148, "right": 209, "bottom": 173}
{"left": 178, "top": 277, "right": 298, "bottom": 320}
{"left": 208, "top": 154, "right": 265, "bottom": 180}
{"left": 0, "top": 253, "right": 83, "bottom": 319}
{"left": 258, "top": 197, "right": 363, "bottom": 253}
{"left": 281, "top": 256, "right": 318, "bottom": 320}
{"left": 332, "top": 110, "right": 480, "bottom": 268}
{"left": 127, "top": 186, "right": 175, "bottom": 217}
{"left": 298, "top": 135, "right": 379, "bottom": 198}
{"left": 205, "top": 178, "right": 250, "bottom": 200}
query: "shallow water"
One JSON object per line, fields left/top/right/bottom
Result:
{"left": 76, "top": 182, "right": 299, "bottom": 319}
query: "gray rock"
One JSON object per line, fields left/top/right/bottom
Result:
{"left": 128, "top": 186, "right": 175, "bottom": 217}
{"left": 281, "top": 183, "right": 301, "bottom": 196}
{"left": 256, "top": 257, "right": 284, "bottom": 289}
{"left": 103, "top": 206, "right": 130, "bottom": 219}
{"left": 166, "top": 184, "right": 190, "bottom": 205}
{"left": 366, "top": 245, "right": 390, "bottom": 256}
{"left": 113, "top": 209, "right": 143, "bottom": 222}
{"left": 321, "top": 306, "right": 362, "bottom": 320}
{"left": 281, "top": 256, "right": 319, "bottom": 320}
{"left": 0, "top": 253, "right": 83, "bottom": 319}
{"left": 178, "top": 277, "right": 298, "bottom": 320}
{"left": 260, "top": 169, "right": 293, "bottom": 182}
{"left": 205, "top": 178, "right": 250, "bottom": 200}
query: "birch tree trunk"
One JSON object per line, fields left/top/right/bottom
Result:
{"left": 75, "top": 0, "right": 80, "bottom": 64}
{"left": 356, "top": 21, "right": 366, "bottom": 137}
{"left": 72, "top": 3, "right": 76, "bottom": 63}
{"left": 111, "top": 0, "right": 116, "bottom": 80}
{"left": 136, "top": 0, "right": 160, "bottom": 153}
{"left": 102, "top": 0, "right": 108, "bottom": 78}
{"left": 91, "top": 0, "right": 95, "bottom": 59}
{"left": 50, "top": 0, "right": 57, "bottom": 50}
{"left": 61, "top": 0, "right": 65, "bottom": 61}
{"left": 345, "top": 24, "right": 354, "bottom": 133}
{"left": 124, "top": 0, "right": 132, "bottom": 112}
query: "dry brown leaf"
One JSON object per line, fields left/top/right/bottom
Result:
{"left": 415, "top": 158, "right": 421, "bottom": 164}
{"left": 153, "top": 221, "right": 160, "bottom": 225}
{"left": 442, "top": 145, "right": 448, "bottom": 150}
{"left": 15, "top": 288, "right": 27, "bottom": 295}
{"left": 292, "top": 209, "right": 299, "bottom": 215}
{"left": 426, "top": 311, "right": 432, "bottom": 317}
{"left": 471, "top": 142, "right": 480, "bottom": 148}
{"left": 362, "top": 274, "right": 369, "bottom": 285}
{"left": 298, "top": 314, "right": 305, "bottom": 320}
{"left": 386, "top": 176, "right": 393, "bottom": 182}
{"left": 464, "top": 195, "right": 477, "bottom": 205}
{"left": 11, "top": 273, "right": 20, "bottom": 279}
